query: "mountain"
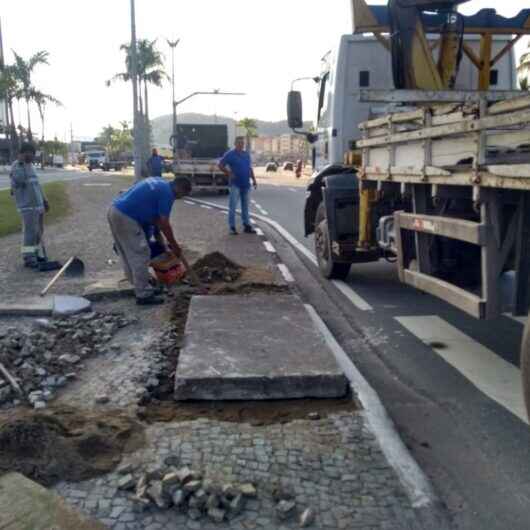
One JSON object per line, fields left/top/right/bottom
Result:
{"left": 150, "top": 113, "right": 312, "bottom": 147}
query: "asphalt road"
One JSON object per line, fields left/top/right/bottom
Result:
{"left": 196, "top": 176, "right": 530, "bottom": 530}
{"left": 0, "top": 167, "right": 115, "bottom": 190}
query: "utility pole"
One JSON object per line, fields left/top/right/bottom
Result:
{"left": 167, "top": 39, "right": 180, "bottom": 159}
{"left": 0, "top": 17, "right": 13, "bottom": 161}
{"left": 129, "top": 0, "right": 142, "bottom": 181}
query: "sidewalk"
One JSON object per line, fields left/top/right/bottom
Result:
{"left": 0, "top": 180, "right": 432, "bottom": 529}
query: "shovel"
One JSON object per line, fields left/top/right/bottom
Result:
{"left": 40, "top": 256, "right": 85, "bottom": 297}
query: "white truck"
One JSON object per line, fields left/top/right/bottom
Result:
{"left": 86, "top": 150, "right": 125, "bottom": 172}
{"left": 171, "top": 124, "right": 230, "bottom": 194}
{"left": 288, "top": 1, "right": 530, "bottom": 416}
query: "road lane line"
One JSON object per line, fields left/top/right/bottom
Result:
{"left": 289, "top": 187, "right": 297, "bottom": 192}
{"left": 185, "top": 197, "right": 373, "bottom": 312}
{"left": 331, "top": 280, "right": 374, "bottom": 312}
{"left": 263, "top": 241, "right": 276, "bottom": 253}
{"left": 184, "top": 200, "right": 195, "bottom": 205}
{"left": 305, "top": 304, "right": 436, "bottom": 508}
{"left": 255, "top": 228, "right": 264, "bottom": 236}
{"left": 396, "top": 315, "right": 527, "bottom": 423}
{"left": 277, "top": 264, "right": 295, "bottom": 283}
{"left": 200, "top": 205, "right": 212, "bottom": 210}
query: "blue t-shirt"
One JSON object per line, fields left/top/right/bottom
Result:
{"left": 147, "top": 155, "right": 165, "bottom": 177}
{"left": 220, "top": 149, "right": 252, "bottom": 189}
{"left": 113, "top": 177, "right": 175, "bottom": 226}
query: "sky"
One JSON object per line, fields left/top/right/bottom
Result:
{"left": 1, "top": 0, "right": 529, "bottom": 142}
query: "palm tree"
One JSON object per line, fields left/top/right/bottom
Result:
{"left": 32, "top": 90, "right": 62, "bottom": 141}
{"left": 237, "top": 118, "right": 258, "bottom": 153}
{"left": 108, "top": 39, "right": 167, "bottom": 151}
{"left": 12, "top": 50, "right": 50, "bottom": 141}
{"left": 0, "top": 64, "right": 20, "bottom": 155}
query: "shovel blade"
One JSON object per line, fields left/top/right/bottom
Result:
{"left": 65, "top": 257, "right": 85, "bottom": 277}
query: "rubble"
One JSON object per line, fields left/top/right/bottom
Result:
{"left": 191, "top": 252, "right": 243, "bottom": 283}
{"left": 276, "top": 499, "right": 297, "bottom": 521}
{"left": 0, "top": 312, "right": 136, "bottom": 408}
{"left": 299, "top": 507, "right": 316, "bottom": 527}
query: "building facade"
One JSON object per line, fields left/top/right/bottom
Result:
{"left": 518, "top": 44, "right": 530, "bottom": 89}
{"left": 251, "top": 134, "right": 309, "bottom": 161}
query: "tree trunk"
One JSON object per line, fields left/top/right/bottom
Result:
{"left": 144, "top": 79, "right": 151, "bottom": 152}
{"left": 25, "top": 97, "right": 33, "bottom": 141}
{"left": 7, "top": 98, "right": 18, "bottom": 161}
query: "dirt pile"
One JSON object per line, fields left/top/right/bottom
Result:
{"left": 0, "top": 406, "right": 144, "bottom": 486}
{"left": 0, "top": 312, "right": 135, "bottom": 408}
{"left": 191, "top": 252, "right": 242, "bottom": 283}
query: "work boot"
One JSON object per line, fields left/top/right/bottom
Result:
{"left": 243, "top": 225, "right": 256, "bottom": 234}
{"left": 136, "top": 294, "right": 165, "bottom": 306}
{"left": 230, "top": 227, "right": 238, "bottom": 235}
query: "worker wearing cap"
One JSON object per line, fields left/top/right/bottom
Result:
{"left": 9, "top": 143, "right": 51, "bottom": 269}
{"left": 107, "top": 176, "right": 191, "bottom": 305}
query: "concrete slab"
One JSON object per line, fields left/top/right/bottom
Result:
{"left": 83, "top": 273, "right": 135, "bottom": 300}
{"left": 0, "top": 472, "right": 107, "bottom": 530}
{"left": 175, "top": 295, "right": 348, "bottom": 401}
{"left": 0, "top": 296, "right": 91, "bottom": 317}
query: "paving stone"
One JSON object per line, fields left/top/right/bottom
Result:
{"left": 117, "top": 475, "right": 135, "bottom": 491}
{"left": 276, "top": 500, "right": 297, "bottom": 521}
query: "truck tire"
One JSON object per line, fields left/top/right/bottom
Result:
{"left": 314, "top": 202, "right": 351, "bottom": 280}
{"left": 521, "top": 318, "right": 530, "bottom": 420}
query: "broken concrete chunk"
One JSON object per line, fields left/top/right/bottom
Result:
{"left": 146, "top": 481, "right": 170, "bottom": 509}
{"left": 130, "top": 495, "right": 151, "bottom": 513}
{"left": 240, "top": 483, "right": 257, "bottom": 498}
{"left": 206, "top": 493, "right": 220, "bottom": 510}
{"left": 58, "top": 354, "right": 80, "bottom": 365}
{"left": 299, "top": 507, "right": 316, "bottom": 527}
{"left": 161, "top": 471, "right": 180, "bottom": 490}
{"left": 117, "top": 474, "right": 136, "bottom": 491}
{"left": 221, "top": 483, "right": 240, "bottom": 499}
{"left": 276, "top": 500, "right": 297, "bottom": 521}
{"left": 190, "top": 489, "right": 208, "bottom": 509}
{"left": 172, "top": 489, "right": 186, "bottom": 508}
{"left": 117, "top": 462, "right": 135, "bottom": 475}
{"left": 229, "top": 493, "right": 245, "bottom": 515}
{"left": 183, "top": 480, "right": 202, "bottom": 494}
{"left": 207, "top": 507, "right": 226, "bottom": 524}
{"left": 95, "top": 394, "right": 110, "bottom": 404}
{"left": 176, "top": 467, "right": 194, "bottom": 485}
{"left": 33, "top": 401, "right": 47, "bottom": 410}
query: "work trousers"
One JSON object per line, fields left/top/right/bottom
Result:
{"left": 228, "top": 185, "right": 251, "bottom": 229}
{"left": 107, "top": 205, "right": 153, "bottom": 299}
{"left": 20, "top": 209, "right": 45, "bottom": 264}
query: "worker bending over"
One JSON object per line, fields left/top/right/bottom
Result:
{"left": 107, "top": 176, "right": 191, "bottom": 305}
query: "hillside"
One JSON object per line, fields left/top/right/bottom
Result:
{"left": 151, "top": 113, "right": 312, "bottom": 147}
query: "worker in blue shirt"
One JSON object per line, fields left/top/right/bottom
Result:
{"left": 219, "top": 137, "right": 257, "bottom": 235}
{"left": 107, "top": 176, "right": 191, "bottom": 305}
{"left": 146, "top": 148, "right": 165, "bottom": 177}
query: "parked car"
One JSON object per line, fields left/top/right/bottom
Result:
{"left": 283, "top": 161, "right": 294, "bottom": 171}
{"left": 265, "top": 162, "right": 278, "bottom": 172}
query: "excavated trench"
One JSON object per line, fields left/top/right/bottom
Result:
{"left": 140, "top": 252, "right": 357, "bottom": 425}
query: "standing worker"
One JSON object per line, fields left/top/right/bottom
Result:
{"left": 219, "top": 136, "right": 257, "bottom": 235}
{"left": 9, "top": 143, "right": 60, "bottom": 271}
{"left": 107, "top": 176, "right": 191, "bottom": 305}
{"left": 146, "top": 148, "right": 165, "bottom": 177}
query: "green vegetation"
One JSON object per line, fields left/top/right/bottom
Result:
{"left": 237, "top": 117, "right": 258, "bottom": 150}
{"left": 96, "top": 122, "right": 133, "bottom": 157}
{"left": 0, "top": 181, "right": 70, "bottom": 238}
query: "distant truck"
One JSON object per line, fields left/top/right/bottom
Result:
{"left": 86, "top": 150, "right": 125, "bottom": 172}
{"left": 171, "top": 124, "right": 229, "bottom": 194}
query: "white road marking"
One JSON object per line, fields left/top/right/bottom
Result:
{"left": 331, "top": 280, "right": 374, "bottom": 312}
{"left": 255, "top": 228, "right": 264, "bottom": 236}
{"left": 83, "top": 183, "right": 112, "bottom": 187}
{"left": 277, "top": 264, "right": 295, "bottom": 283}
{"left": 251, "top": 200, "right": 257, "bottom": 205}
{"left": 263, "top": 241, "right": 276, "bottom": 253}
{"left": 184, "top": 200, "right": 195, "bottom": 206}
{"left": 185, "top": 197, "right": 373, "bottom": 312}
{"left": 396, "top": 315, "right": 527, "bottom": 424}
{"left": 200, "top": 205, "right": 212, "bottom": 210}
{"left": 305, "top": 304, "right": 436, "bottom": 508}
{"left": 289, "top": 187, "right": 297, "bottom": 192}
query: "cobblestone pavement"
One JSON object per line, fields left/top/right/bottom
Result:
{"left": 54, "top": 412, "right": 421, "bottom": 530}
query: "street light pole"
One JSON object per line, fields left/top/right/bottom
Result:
{"left": 167, "top": 39, "right": 180, "bottom": 159}
{"left": 129, "top": 0, "right": 142, "bottom": 181}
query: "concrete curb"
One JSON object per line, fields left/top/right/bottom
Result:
{"left": 185, "top": 196, "right": 441, "bottom": 512}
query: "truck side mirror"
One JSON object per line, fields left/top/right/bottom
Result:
{"left": 287, "top": 91, "right": 303, "bottom": 129}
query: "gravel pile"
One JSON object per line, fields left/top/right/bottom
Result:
{"left": 0, "top": 312, "right": 136, "bottom": 409}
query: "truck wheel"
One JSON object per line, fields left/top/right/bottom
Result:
{"left": 314, "top": 202, "right": 351, "bottom": 280}
{"left": 521, "top": 318, "right": 530, "bottom": 421}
